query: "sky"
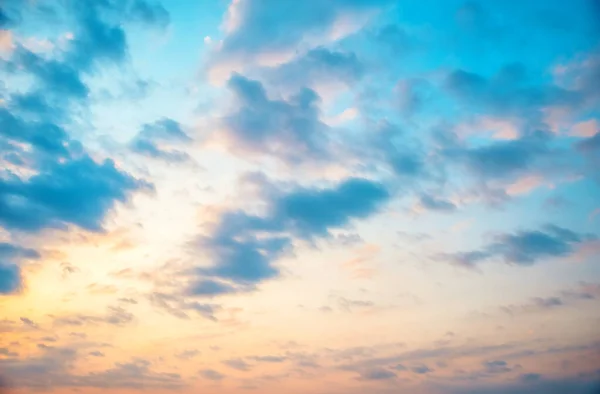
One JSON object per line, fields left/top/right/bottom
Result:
{"left": 0, "top": 0, "right": 600, "bottom": 393}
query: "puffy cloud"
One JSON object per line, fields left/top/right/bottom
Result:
{"left": 190, "top": 177, "right": 389, "bottom": 289}
{"left": 211, "top": 0, "right": 394, "bottom": 66}
{"left": 0, "top": 263, "right": 20, "bottom": 294}
{"left": 0, "top": 243, "right": 39, "bottom": 261}
{"left": 0, "top": 155, "right": 149, "bottom": 232}
{"left": 220, "top": 74, "right": 330, "bottom": 163}
{"left": 0, "top": 243, "right": 40, "bottom": 294}
{"left": 9, "top": 49, "right": 89, "bottom": 101}
{"left": 442, "top": 225, "right": 593, "bottom": 268}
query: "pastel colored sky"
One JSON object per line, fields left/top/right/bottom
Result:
{"left": 1, "top": 1, "right": 600, "bottom": 393}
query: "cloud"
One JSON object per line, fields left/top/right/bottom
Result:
{"left": 0, "top": 155, "right": 149, "bottom": 232}
{"left": 199, "top": 369, "right": 225, "bottom": 381}
{"left": 20, "top": 317, "right": 38, "bottom": 329}
{"left": 175, "top": 350, "right": 200, "bottom": 360}
{"left": 358, "top": 368, "right": 397, "bottom": 380}
{"left": 148, "top": 292, "right": 221, "bottom": 321}
{"left": 128, "top": 0, "right": 170, "bottom": 28}
{"left": 223, "top": 358, "right": 252, "bottom": 371}
{"left": 263, "top": 47, "right": 365, "bottom": 90}
{"left": 445, "top": 63, "right": 580, "bottom": 118}
{"left": 0, "top": 106, "right": 72, "bottom": 159}
{"left": 9, "top": 49, "right": 89, "bottom": 101}
{"left": 441, "top": 130, "right": 553, "bottom": 180}
{"left": 219, "top": 74, "right": 330, "bottom": 163}
{"left": 337, "top": 297, "right": 375, "bottom": 313}
{"left": 396, "top": 78, "right": 434, "bottom": 116}
{"left": 0, "top": 243, "right": 40, "bottom": 295}
{"left": 499, "top": 281, "right": 600, "bottom": 315}
{"left": 209, "top": 0, "right": 394, "bottom": 68}
{"left": 374, "top": 24, "right": 415, "bottom": 55}
{"left": 0, "top": 243, "right": 39, "bottom": 261}
{"left": 368, "top": 122, "right": 428, "bottom": 178}
{"left": 577, "top": 132, "right": 600, "bottom": 154}
{"left": 185, "top": 279, "right": 239, "bottom": 297}
{"left": 411, "top": 365, "right": 433, "bottom": 374}
{"left": 251, "top": 355, "right": 286, "bottom": 363}
{"left": 418, "top": 194, "right": 457, "bottom": 212}
{"left": 53, "top": 306, "right": 135, "bottom": 327}
{"left": 482, "top": 360, "right": 512, "bottom": 374}
{"left": 0, "top": 264, "right": 20, "bottom": 294}
{"left": 441, "top": 225, "right": 593, "bottom": 268}
{"left": 446, "top": 375, "right": 600, "bottom": 394}
{"left": 130, "top": 118, "right": 192, "bottom": 163}
{"left": 190, "top": 177, "right": 389, "bottom": 289}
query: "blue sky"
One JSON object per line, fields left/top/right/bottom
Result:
{"left": 0, "top": 1, "right": 599, "bottom": 393}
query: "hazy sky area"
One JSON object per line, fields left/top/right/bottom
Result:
{"left": 1, "top": 1, "right": 600, "bottom": 393}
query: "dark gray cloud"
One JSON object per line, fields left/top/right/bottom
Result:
{"left": 441, "top": 225, "right": 593, "bottom": 268}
